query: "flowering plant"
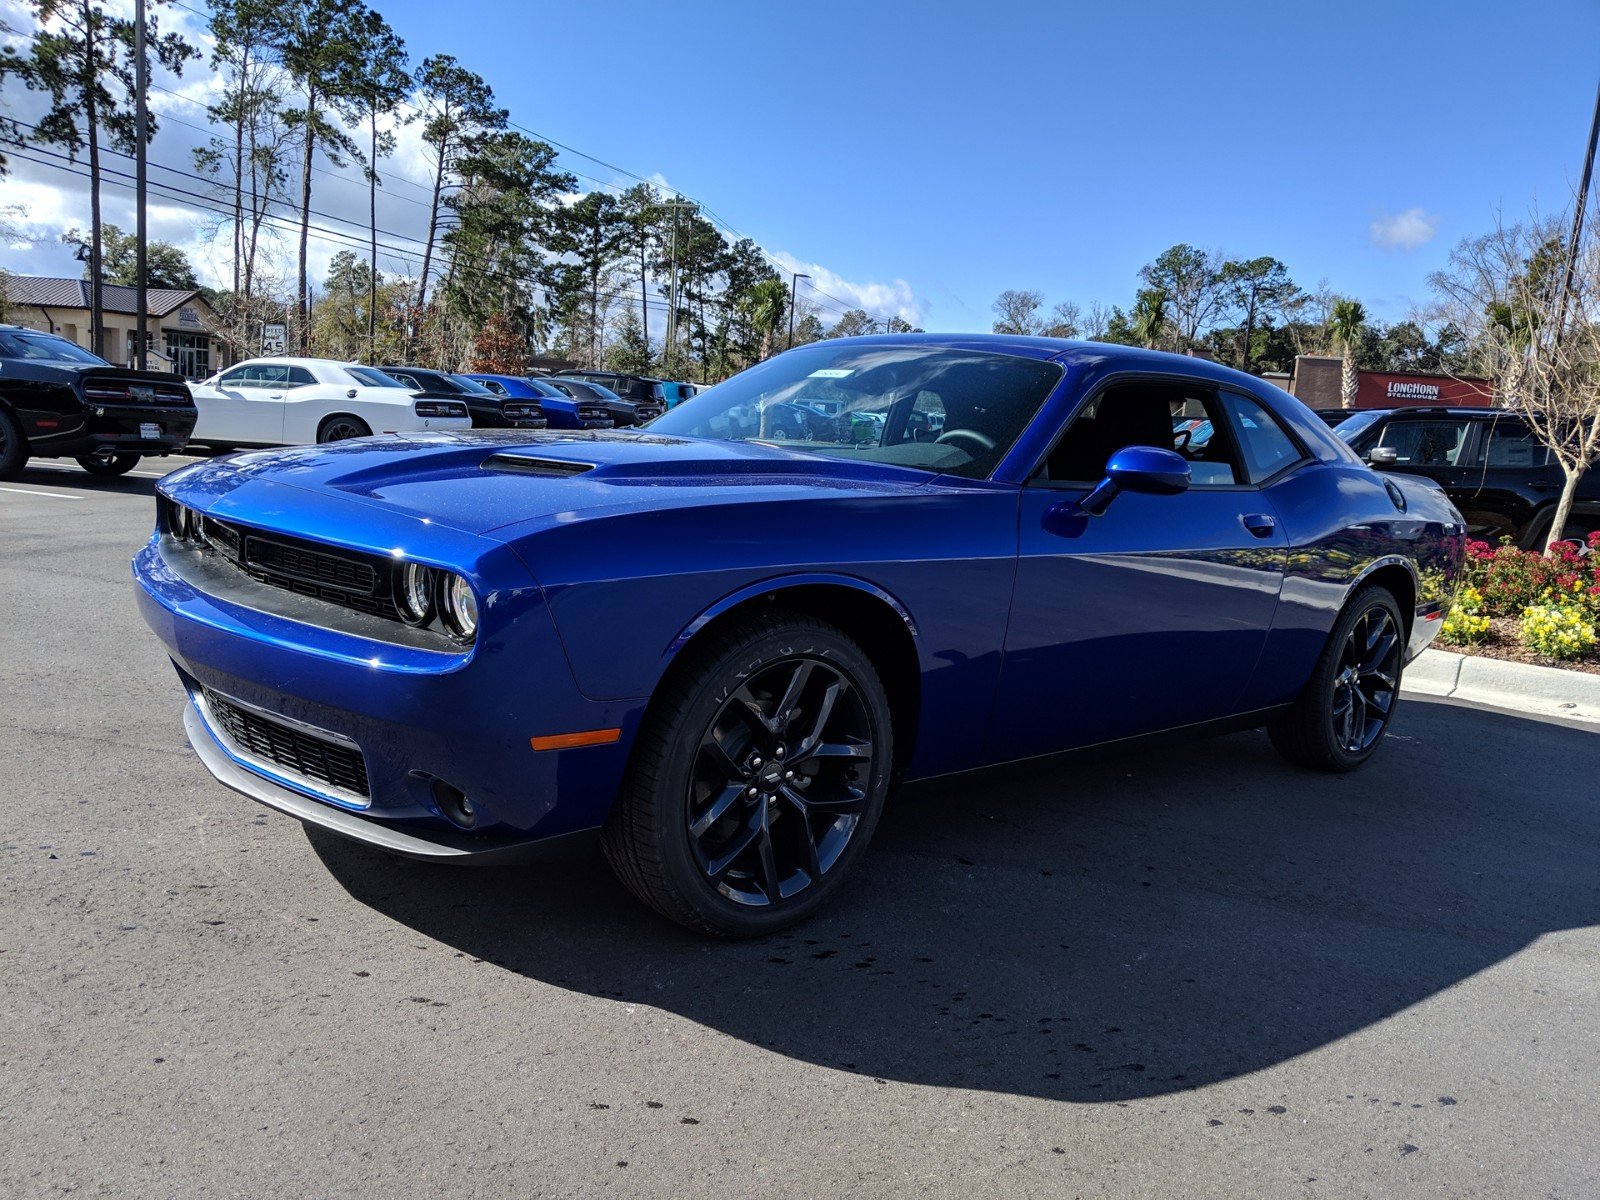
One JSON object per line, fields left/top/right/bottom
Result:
{"left": 1520, "top": 602, "right": 1598, "bottom": 660}
{"left": 1439, "top": 586, "right": 1491, "bottom": 645}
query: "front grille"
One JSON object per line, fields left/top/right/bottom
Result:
{"left": 203, "top": 689, "right": 371, "bottom": 798}
{"left": 244, "top": 535, "right": 379, "bottom": 595}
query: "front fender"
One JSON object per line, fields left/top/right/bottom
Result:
{"left": 667, "top": 572, "right": 920, "bottom": 655}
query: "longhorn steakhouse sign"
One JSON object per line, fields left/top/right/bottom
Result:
{"left": 1357, "top": 371, "right": 1494, "bottom": 409}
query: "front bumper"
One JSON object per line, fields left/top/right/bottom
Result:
{"left": 134, "top": 526, "right": 642, "bottom": 857}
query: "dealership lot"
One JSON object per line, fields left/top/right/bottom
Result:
{"left": 3, "top": 457, "right": 1597, "bottom": 1198}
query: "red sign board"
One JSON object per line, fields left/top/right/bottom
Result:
{"left": 1356, "top": 371, "right": 1494, "bottom": 409}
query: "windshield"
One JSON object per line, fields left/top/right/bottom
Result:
{"left": 0, "top": 328, "right": 109, "bottom": 365}
{"left": 346, "top": 366, "right": 408, "bottom": 388}
{"left": 1333, "top": 410, "right": 1383, "bottom": 442}
{"left": 648, "top": 344, "right": 1064, "bottom": 478}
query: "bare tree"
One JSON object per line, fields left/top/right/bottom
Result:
{"left": 991, "top": 288, "right": 1044, "bottom": 335}
{"left": 1042, "top": 300, "right": 1081, "bottom": 339}
{"left": 1428, "top": 215, "right": 1598, "bottom": 550}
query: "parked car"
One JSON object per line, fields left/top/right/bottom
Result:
{"left": 187, "top": 357, "right": 471, "bottom": 449}
{"left": 660, "top": 382, "right": 699, "bottom": 408}
{"left": 135, "top": 335, "right": 1465, "bottom": 937}
{"left": 1311, "top": 408, "right": 1354, "bottom": 428}
{"left": 543, "top": 377, "right": 658, "bottom": 427}
{"left": 378, "top": 366, "right": 545, "bottom": 430}
{"left": 562, "top": 370, "right": 668, "bottom": 419}
{"left": 0, "top": 323, "right": 197, "bottom": 479}
{"left": 1334, "top": 406, "right": 1598, "bottom": 547}
{"left": 462, "top": 374, "right": 614, "bottom": 430}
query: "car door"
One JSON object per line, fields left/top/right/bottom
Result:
{"left": 203, "top": 363, "right": 284, "bottom": 444}
{"left": 1367, "top": 414, "right": 1478, "bottom": 499}
{"left": 276, "top": 365, "right": 331, "bottom": 444}
{"left": 1461, "top": 416, "right": 1558, "bottom": 543}
{"left": 989, "top": 377, "right": 1289, "bottom": 762}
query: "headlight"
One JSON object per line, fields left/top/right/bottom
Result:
{"left": 438, "top": 571, "right": 478, "bottom": 642}
{"left": 396, "top": 562, "right": 436, "bottom": 625}
{"left": 169, "top": 502, "right": 202, "bottom": 543}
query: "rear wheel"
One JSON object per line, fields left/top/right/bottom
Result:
{"left": 603, "top": 611, "right": 893, "bottom": 937}
{"left": 76, "top": 449, "right": 140, "bottom": 476}
{"left": 1269, "top": 587, "right": 1404, "bottom": 772}
{"left": 0, "top": 408, "right": 28, "bottom": 480}
{"left": 317, "top": 415, "right": 371, "bottom": 443}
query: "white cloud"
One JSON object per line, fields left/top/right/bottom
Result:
{"left": 1369, "top": 207, "right": 1439, "bottom": 252}
{"left": 768, "top": 250, "right": 925, "bottom": 328}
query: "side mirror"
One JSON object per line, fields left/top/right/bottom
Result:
{"left": 1080, "top": 445, "right": 1191, "bottom": 516}
{"left": 1368, "top": 446, "right": 1399, "bottom": 467}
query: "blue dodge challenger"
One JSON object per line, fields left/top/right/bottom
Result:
{"left": 133, "top": 336, "right": 1466, "bottom": 936}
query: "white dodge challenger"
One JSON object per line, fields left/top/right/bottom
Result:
{"left": 186, "top": 357, "right": 472, "bottom": 449}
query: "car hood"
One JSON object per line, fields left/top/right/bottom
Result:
{"left": 173, "top": 429, "right": 934, "bottom": 537}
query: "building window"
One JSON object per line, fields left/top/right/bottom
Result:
{"left": 165, "top": 331, "right": 211, "bottom": 380}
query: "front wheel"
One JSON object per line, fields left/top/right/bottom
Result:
{"left": 1269, "top": 587, "right": 1404, "bottom": 772}
{"left": 76, "top": 450, "right": 140, "bottom": 476}
{"left": 603, "top": 612, "right": 893, "bottom": 937}
{"left": 0, "top": 408, "right": 28, "bottom": 480}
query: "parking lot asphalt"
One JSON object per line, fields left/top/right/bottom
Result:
{"left": 3, "top": 454, "right": 1598, "bottom": 1198}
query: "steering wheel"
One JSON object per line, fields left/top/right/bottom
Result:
{"left": 934, "top": 429, "right": 996, "bottom": 457}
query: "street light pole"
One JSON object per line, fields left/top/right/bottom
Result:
{"left": 134, "top": 0, "right": 148, "bottom": 370}
{"left": 787, "top": 271, "right": 810, "bottom": 349}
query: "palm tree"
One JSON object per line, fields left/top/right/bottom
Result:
{"left": 1486, "top": 300, "right": 1535, "bottom": 410}
{"left": 1329, "top": 299, "right": 1366, "bottom": 408}
{"left": 746, "top": 278, "right": 789, "bottom": 361}
{"left": 1132, "top": 288, "right": 1167, "bottom": 349}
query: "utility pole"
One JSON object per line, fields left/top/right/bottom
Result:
{"left": 1554, "top": 77, "right": 1600, "bottom": 340}
{"left": 787, "top": 271, "right": 810, "bottom": 349}
{"left": 133, "top": 0, "right": 149, "bottom": 370}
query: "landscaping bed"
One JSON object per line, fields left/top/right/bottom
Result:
{"left": 1439, "top": 534, "right": 1600, "bottom": 673}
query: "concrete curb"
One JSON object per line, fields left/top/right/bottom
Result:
{"left": 1402, "top": 647, "right": 1600, "bottom": 727}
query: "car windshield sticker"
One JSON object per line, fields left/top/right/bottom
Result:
{"left": 808, "top": 368, "right": 853, "bottom": 378}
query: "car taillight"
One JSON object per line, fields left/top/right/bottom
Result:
{"left": 503, "top": 402, "right": 544, "bottom": 420}
{"left": 414, "top": 400, "right": 468, "bottom": 418}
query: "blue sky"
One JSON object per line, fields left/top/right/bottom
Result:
{"left": 4, "top": 0, "right": 1597, "bottom": 332}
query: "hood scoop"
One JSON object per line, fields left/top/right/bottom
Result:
{"left": 481, "top": 452, "right": 595, "bottom": 478}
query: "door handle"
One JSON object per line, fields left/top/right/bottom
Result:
{"left": 1241, "top": 513, "right": 1277, "bottom": 538}
{"left": 268, "top": 393, "right": 284, "bottom": 400}
{"left": 1529, "top": 481, "right": 1559, "bottom": 492}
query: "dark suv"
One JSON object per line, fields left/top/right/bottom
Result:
{"left": 1335, "top": 407, "right": 1598, "bottom": 546}
{"left": 0, "top": 324, "right": 197, "bottom": 479}
{"left": 559, "top": 371, "right": 667, "bottom": 420}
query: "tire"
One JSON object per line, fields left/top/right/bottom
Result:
{"left": 0, "top": 408, "right": 28, "bottom": 480}
{"left": 602, "top": 611, "right": 894, "bottom": 937}
{"left": 1269, "top": 586, "right": 1405, "bottom": 773}
{"left": 317, "top": 415, "right": 371, "bottom": 443}
{"left": 75, "top": 450, "right": 140, "bottom": 476}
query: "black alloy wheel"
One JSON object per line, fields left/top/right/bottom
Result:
{"left": 0, "top": 408, "right": 27, "bottom": 479}
{"left": 688, "top": 656, "right": 875, "bottom": 907}
{"left": 1269, "top": 586, "right": 1405, "bottom": 772}
{"left": 603, "top": 612, "right": 893, "bottom": 937}
{"left": 318, "top": 415, "right": 371, "bottom": 443}
{"left": 1329, "top": 606, "right": 1401, "bottom": 754}
{"left": 76, "top": 449, "right": 140, "bottom": 476}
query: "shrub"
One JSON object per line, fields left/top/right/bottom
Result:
{"left": 1520, "top": 602, "right": 1598, "bottom": 660}
{"left": 1477, "top": 542, "right": 1558, "bottom": 616}
{"left": 1439, "top": 586, "right": 1491, "bottom": 645}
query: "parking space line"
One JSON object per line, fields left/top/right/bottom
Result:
{"left": 0, "top": 485, "right": 85, "bottom": 500}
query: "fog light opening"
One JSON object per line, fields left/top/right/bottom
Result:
{"left": 432, "top": 779, "right": 478, "bottom": 829}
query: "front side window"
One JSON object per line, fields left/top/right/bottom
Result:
{"left": 480, "top": 379, "right": 507, "bottom": 395}
{"left": 1042, "top": 380, "right": 1240, "bottom": 487}
{"left": 1376, "top": 419, "right": 1471, "bottom": 466}
{"left": 1220, "top": 391, "right": 1304, "bottom": 483}
{"left": 650, "top": 344, "right": 1063, "bottom": 479}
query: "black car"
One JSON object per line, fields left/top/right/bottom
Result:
{"left": 0, "top": 324, "right": 197, "bottom": 479}
{"left": 1310, "top": 407, "right": 1355, "bottom": 427}
{"left": 560, "top": 370, "right": 668, "bottom": 419}
{"left": 1336, "top": 406, "right": 1599, "bottom": 546}
{"left": 378, "top": 365, "right": 547, "bottom": 430}
{"left": 543, "top": 377, "right": 659, "bottom": 427}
